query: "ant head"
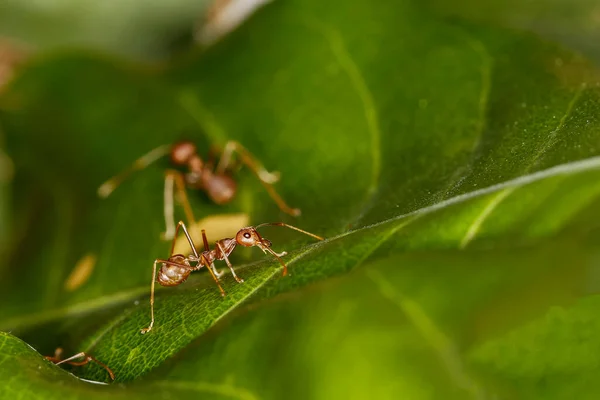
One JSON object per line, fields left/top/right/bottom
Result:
{"left": 235, "top": 227, "right": 272, "bottom": 249}
{"left": 170, "top": 141, "right": 197, "bottom": 166}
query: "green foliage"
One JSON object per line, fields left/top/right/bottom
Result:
{"left": 0, "top": 0, "right": 212, "bottom": 60}
{"left": 425, "top": 0, "right": 600, "bottom": 65}
{"left": 2, "top": 0, "right": 600, "bottom": 398}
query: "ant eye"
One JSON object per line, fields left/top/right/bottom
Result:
{"left": 243, "top": 232, "right": 251, "bottom": 239}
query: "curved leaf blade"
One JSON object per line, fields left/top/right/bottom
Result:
{"left": 1, "top": 0, "right": 600, "bottom": 390}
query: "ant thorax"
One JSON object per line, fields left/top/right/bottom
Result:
{"left": 211, "top": 238, "right": 237, "bottom": 260}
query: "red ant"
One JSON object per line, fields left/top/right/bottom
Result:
{"left": 140, "top": 220, "right": 323, "bottom": 334}
{"left": 98, "top": 140, "right": 301, "bottom": 240}
{"left": 45, "top": 347, "right": 115, "bottom": 381}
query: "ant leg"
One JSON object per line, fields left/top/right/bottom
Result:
{"left": 216, "top": 141, "right": 301, "bottom": 217}
{"left": 201, "top": 229, "right": 224, "bottom": 278}
{"left": 254, "top": 222, "right": 324, "bottom": 276}
{"left": 162, "top": 173, "right": 176, "bottom": 240}
{"left": 170, "top": 220, "right": 199, "bottom": 257}
{"left": 263, "top": 247, "right": 290, "bottom": 276}
{"left": 98, "top": 144, "right": 171, "bottom": 198}
{"left": 46, "top": 348, "right": 115, "bottom": 381}
{"left": 216, "top": 141, "right": 279, "bottom": 183}
{"left": 44, "top": 347, "right": 64, "bottom": 363}
{"left": 201, "top": 229, "right": 210, "bottom": 251}
{"left": 199, "top": 255, "right": 226, "bottom": 295}
{"left": 217, "top": 242, "right": 244, "bottom": 283}
{"left": 141, "top": 257, "right": 216, "bottom": 334}
{"left": 171, "top": 221, "right": 226, "bottom": 295}
{"left": 55, "top": 351, "right": 115, "bottom": 381}
{"left": 162, "top": 170, "right": 197, "bottom": 241}
{"left": 140, "top": 259, "right": 160, "bottom": 334}
{"left": 210, "top": 261, "right": 224, "bottom": 278}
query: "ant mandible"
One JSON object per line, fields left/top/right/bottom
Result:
{"left": 140, "top": 220, "right": 323, "bottom": 334}
{"left": 97, "top": 140, "right": 301, "bottom": 240}
{"left": 45, "top": 347, "right": 115, "bottom": 381}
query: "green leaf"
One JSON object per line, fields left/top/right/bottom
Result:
{"left": 145, "top": 238, "right": 600, "bottom": 400}
{"left": 0, "top": 0, "right": 213, "bottom": 60}
{"left": 0, "top": 331, "right": 261, "bottom": 399}
{"left": 425, "top": 0, "right": 600, "bottom": 64}
{"left": 1, "top": 237, "right": 598, "bottom": 398}
{"left": 2, "top": 0, "right": 600, "bottom": 397}
{"left": 469, "top": 295, "right": 600, "bottom": 400}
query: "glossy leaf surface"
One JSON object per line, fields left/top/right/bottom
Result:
{"left": 1, "top": 0, "right": 600, "bottom": 398}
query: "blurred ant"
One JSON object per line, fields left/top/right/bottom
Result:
{"left": 140, "top": 220, "right": 323, "bottom": 333}
{"left": 98, "top": 140, "right": 301, "bottom": 240}
{"left": 45, "top": 347, "right": 115, "bottom": 381}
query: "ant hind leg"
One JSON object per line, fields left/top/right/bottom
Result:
{"left": 98, "top": 144, "right": 170, "bottom": 198}
{"left": 215, "top": 141, "right": 300, "bottom": 216}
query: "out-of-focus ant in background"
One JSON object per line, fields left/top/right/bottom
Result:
{"left": 98, "top": 140, "right": 301, "bottom": 240}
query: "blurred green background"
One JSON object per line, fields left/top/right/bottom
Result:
{"left": 2, "top": 0, "right": 600, "bottom": 399}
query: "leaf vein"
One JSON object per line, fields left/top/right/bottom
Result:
{"left": 530, "top": 83, "right": 585, "bottom": 168}
{"left": 457, "top": 85, "right": 586, "bottom": 246}
{"left": 459, "top": 187, "right": 515, "bottom": 249}
{"left": 436, "top": 29, "right": 493, "bottom": 200}
{"left": 366, "top": 269, "right": 485, "bottom": 400}
{"left": 5, "top": 156, "right": 600, "bottom": 331}
{"left": 303, "top": 16, "right": 381, "bottom": 197}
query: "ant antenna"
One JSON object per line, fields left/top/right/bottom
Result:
{"left": 255, "top": 222, "right": 324, "bottom": 276}
{"left": 98, "top": 144, "right": 171, "bottom": 198}
{"left": 255, "top": 222, "right": 325, "bottom": 241}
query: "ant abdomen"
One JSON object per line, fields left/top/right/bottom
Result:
{"left": 157, "top": 255, "right": 192, "bottom": 286}
{"left": 205, "top": 173, "right": 237, "bottom": 204}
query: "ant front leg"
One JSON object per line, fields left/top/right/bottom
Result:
{"left": 263, "top": 247, "right": 290, "bottom": 276}
{"left": 162, "top": 170, "right": 197, "bottom": 241}
{"left": 217, "top": 242, "right": 244, "bottom": 283}
{"left": 216, "top": 141, "right": 301, "bottom": 217}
